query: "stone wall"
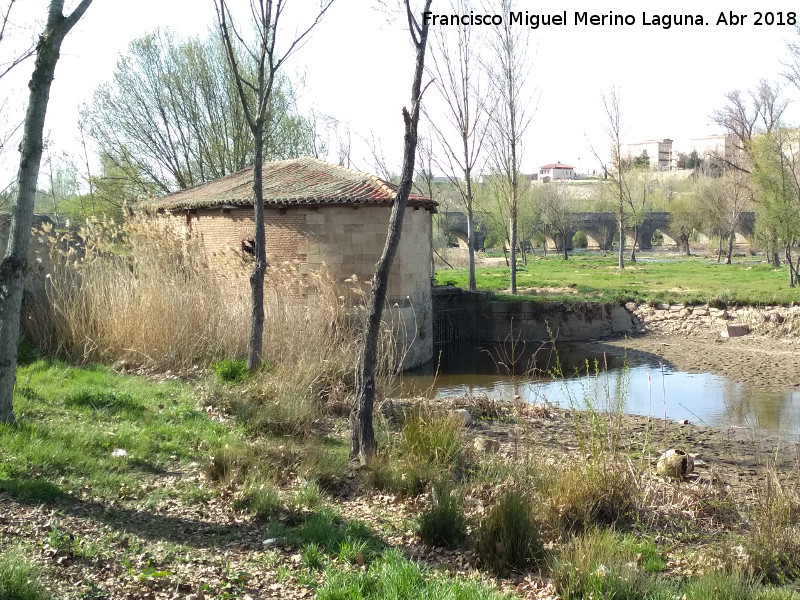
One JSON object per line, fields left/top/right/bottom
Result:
{"left": 432, "top": 287, "right": 637, "bottom": 344}
{"left": 629, "top": 301, "right": 800, "bottom": 338}
{"left": 160, "top": 204, "right": 435, "bottom": 369}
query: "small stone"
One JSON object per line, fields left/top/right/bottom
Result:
{"left": 451, "top": 409, "right": 473, "bottom": 426}
{"left": 657, "top": 449, "right": 695, "bottom": 478}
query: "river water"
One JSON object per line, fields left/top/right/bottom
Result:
{"left": 401, "top": 342, "right": 800, "bottom": 439}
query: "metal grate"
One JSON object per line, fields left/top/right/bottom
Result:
{"left": 433, "top": 308, "right": 467, "bottom": 343}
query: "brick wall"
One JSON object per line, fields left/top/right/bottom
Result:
{"left": 159, "top": 204, "right": 434, "bottom": 368}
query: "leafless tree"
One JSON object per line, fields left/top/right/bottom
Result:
{"left": 784, "top": 26, "right": 800, "bottom": 95}
{"left": 0, "top": 0, "right": 36, "bottom": 80}
{"left": 0, "top": 0, "right": 94, "bottom": 424}
{"left": 351, "top": 0, "right": 432, "bottom": 462}
{"left": 484, "top": 0, "right": 534, "bottom": 294}
{"left": 214, "top": 0, "right": 333, "bottom": 373}
{"left": 710, "top": 81, "right": 786, "bottom": 173}
{"left": 591, "top": 89, "right": 627, "bottom": 269}
{"left": 424, "top": 0, "right": 489, "bottom": 291}
{"left": 537, "top": 183, "right": 575, "bottom": 260}
{"left": 702, "top": 169, "right": 753, "bottom": 264}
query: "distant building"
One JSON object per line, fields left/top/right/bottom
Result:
{"left": 686, "top": 135, "right": 740, "bottom": 164}
{"left": 538, "top": 163, "right": 575, "bottom": 182}
{"left": 625, "top": 139, "right": 675, "bottom": 170}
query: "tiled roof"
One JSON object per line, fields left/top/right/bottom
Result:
{"left": 146, "top": 157, "right": 435, "bottom": 211}
{"left": 540, "top": 163, "right": 574, "bottom": 170}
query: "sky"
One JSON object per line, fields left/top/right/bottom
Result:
{"left": 2, "top": 0, "right": 800, "bottom": 188}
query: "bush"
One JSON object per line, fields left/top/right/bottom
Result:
{"left": 475, "top": 490, "right": 544, "bottom": 576}
{"left": 212, "top": 358, "right": 248, "bottom": 384}
{"left": 417, "top": 481, "right": 467, "bottom": 548}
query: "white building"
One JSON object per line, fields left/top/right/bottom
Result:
{"left": 538, "top": 163, "right": 575, "bottom": 182}
{"left": 625, "top": 139, "right": 675, "bottom": 170}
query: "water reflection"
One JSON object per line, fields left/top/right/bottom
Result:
{"left": 402, "top": 342, "right": 800, "bottom": 438}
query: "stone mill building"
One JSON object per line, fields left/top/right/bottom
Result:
{"left": 147, "top": 157, "right": 436, "bottom": 369}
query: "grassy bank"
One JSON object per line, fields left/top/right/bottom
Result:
{"left": 3, "top": 359, "right": 800, "bottom": 599}
{"left": 436, "top": 254, "right": 799, "bottom": 306}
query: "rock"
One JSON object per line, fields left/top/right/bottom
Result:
{"left": 694, "top": 308, "right": 709, "bottom": 317}
{"left": 451, "top": 409, "right": 473, "bottom": 426}
{"left": 473, "top": 437, "right": 501, "bottom": 454}
{"left": 721, "top": 323, "right": 750, "bottom": 338}
{"left": 709, "top": 308, "right": 728, "bottom": 319}
{"left": 656, "top": 449, "right": 695, "bottom": 478}
{"left": 655, "top": 302, "right": 670, "bottom": 310}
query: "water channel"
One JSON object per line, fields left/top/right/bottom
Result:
{"left": 402, "top": 342, "right": 800, "bottom": 439}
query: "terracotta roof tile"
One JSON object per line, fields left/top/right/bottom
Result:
{"left": 145, "top": 157, "right": 435, "bottom": 211}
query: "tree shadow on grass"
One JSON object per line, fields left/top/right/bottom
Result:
{"left": 0, "top": 479, "right": 261, "bottom": 550}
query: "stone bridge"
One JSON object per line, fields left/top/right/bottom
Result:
{"left": 443, "top": 210, "right": 755, "bottom": 251}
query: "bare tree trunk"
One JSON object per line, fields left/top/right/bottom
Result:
{"left": 248, "top": 120, "right": 266, "bottom": 371}
{"left": 717, "top": 232, "right": 723, "bottom": 263}
{"left": 726, "top": 229, "right": 734, "bottom": 264}
{"left": 629, "top": 225, "right": 637, "bottom": 263}
{"left": 684, "top": 236, "right": 691, "bottom": 256}
{"left": 509, "top": 212, "right": 517, "bottom": 294}
{"left": 0, "top": 0, "right": 94, "bottom": 424}
{"left": 618, "top": 210, "right": 625, "bottom": 270}
{"left": 466, "top": 209, "right": 476, "bottom": 292}
{"left": 351, "top": 0, "right": 431, "bottom": 462}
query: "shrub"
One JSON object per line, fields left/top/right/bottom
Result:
{"left": 475, "top": 490, "right": 544, "bottom": 576}
{"left": 417, "top": 481, "right": 467, "bottom": 548}
{"left": 212, "top": 358, "right": 248, "bottom": 384}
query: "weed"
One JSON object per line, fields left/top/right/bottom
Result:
{"left": 416, "top": 480, "right": 467, "bottom": 548}
{"left": 212, "top": 358, "right": 248, "bottom": 384}
{"left": 233, "top": 477, "right": 283, "bottom": 521}
{"left": 301, "top": 542, "right": 326, "bottom": 570}
{"left": 475, "top": 490, "right": 544, "bottom": 576}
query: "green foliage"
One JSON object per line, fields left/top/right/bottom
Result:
{"left": 212, "top": 358, "right": 249, "bottom": 384}
{"left": 87, "top": 29, "right": 314, "bottom": 195}
{"left": 317, "top": 549, "right": 507, "bottom": 600}
{"left": 571, "top": 230, "right": 588, "bottom": 248}
{"left": 417, "top": 481, "right": 467, "bottom": 548}
{"left": 475, "top": 490, "right": 544, "bottom": 575}
{"left": 0, "top": 548, "right": 52, "bottom": 600}
{"left": 295, "top": 510, "right": 383, "bottom": 565}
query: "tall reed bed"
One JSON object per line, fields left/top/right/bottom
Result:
{"left": 22, "top": 216, "right": 399, "bottom": 381}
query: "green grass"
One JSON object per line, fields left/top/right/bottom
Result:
{"left": 1, "top": 359, "right": 237, "bottom": 502}
{"left": 0, "top": 547, "right": 52, "bottom": 600}
{"left": 317, "top": 548, "right": 509, "bottom": 600}
{"left": 436, "top": 255, "right": 800, "bottom": 306}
